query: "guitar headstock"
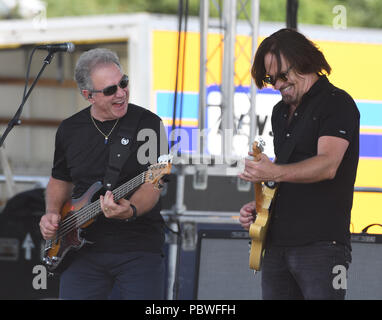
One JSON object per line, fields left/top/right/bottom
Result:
{"left": 252, "top": 138, "right": 266, "bottom": 157}
{"left": 145, "top": 155, "right": 173, "bottom": 188}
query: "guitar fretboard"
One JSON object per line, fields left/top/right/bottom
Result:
{"left": 48, "top": 171, "right": 147, "bottom": 246}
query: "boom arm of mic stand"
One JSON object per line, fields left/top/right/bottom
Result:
{"left": 0, "top": 51, "right": 55, "bottom": 148}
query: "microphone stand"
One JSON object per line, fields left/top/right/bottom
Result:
{"left": 0, "top": 51, "right": 55, "bottom": 148}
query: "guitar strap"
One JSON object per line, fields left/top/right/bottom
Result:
{"left": 103, "top": 104, "right": 144, "bottom": 190}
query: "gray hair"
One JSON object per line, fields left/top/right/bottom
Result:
{"left": 74, "top": 48, "right": 122, "bottom": 93}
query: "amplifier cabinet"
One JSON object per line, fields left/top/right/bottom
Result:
{"left": 194, "top": 230, "right": 382, "bottom": 300}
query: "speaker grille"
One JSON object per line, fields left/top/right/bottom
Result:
{"left": 196, "top": 236, "right": 262, "bottom": 300}
{"left": 195, "top": 230, "right": 382, "bottom": 300}
{"left": 346, "top": 241, "right": 382, "bottom": 300}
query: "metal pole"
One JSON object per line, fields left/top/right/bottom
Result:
{"left": 221, "top": 0, "right": 236, "bottom": 161}
{"left": 0, "top": 147, "right": 16, "bottom": 199}
{"left": 166, "top": 166, "right": 186, "bottom": 300}
{"left": 198, "top": 0, "right": 209, "bottom": 155}
{"left": 249, "top": 0, "right": 260, "bottom": 146}
{"left": 286, "top": 0, "right": 299, "bottom": 29}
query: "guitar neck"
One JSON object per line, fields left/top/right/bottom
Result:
{"left": 55, "top": 171, "right": 147, "bottom": 241}
{"left": 47, "top": 157, "right": 172, "bottom": 258}
{"left": 113, "top": 171, "right": 146, "bottom": 202}
{"left": 86, "top": 171, "right": 146, "bottom": 221}
{"left": 252, "top": 142, "right": 264, "bottom": 212}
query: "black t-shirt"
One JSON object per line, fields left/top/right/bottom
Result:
{"left": 52, "top": 103, "right": 168, "bottom": 253}
{"left": 268, "top": 76, "right": 360, "bottom": 248}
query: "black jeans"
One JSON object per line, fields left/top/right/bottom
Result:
{"left": 261, "top": 241, "right": 352, "bottom": 300}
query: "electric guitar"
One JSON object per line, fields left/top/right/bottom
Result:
{"left": 43, "top": 155, "right": 172, "bottom": 273}
{"left": 248, "top": 140, "right": 277, "bottom": 271}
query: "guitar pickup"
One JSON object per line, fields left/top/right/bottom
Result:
{"left": 265, "top": 181, "right": 277, "bottom": 189}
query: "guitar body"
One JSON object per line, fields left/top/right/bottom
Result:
{"left": 249, "top": 185, "right": 275, "bottom": 270}
{"left": 248, "top": 140, "right": 277, "bottom": 271}
{"left": 43, "top": 181, "right": 102, "bottom": 273}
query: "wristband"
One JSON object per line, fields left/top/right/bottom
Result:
{"left": 126, "top": 204, "right": 137, "bottom": 222}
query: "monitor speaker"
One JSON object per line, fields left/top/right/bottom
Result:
{"left": 194, "top": 230, "right": 382, "bottom": 300}
{"left": 346, "top": 233, "right": 382, "bottom": 300}
{"left": 194, "top": 229, "right": 261, "bottom": 300}
{"left": 0, "top": 189, "right": 60, "bottom": 299}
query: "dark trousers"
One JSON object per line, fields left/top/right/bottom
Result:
{"left": 59, "top": 250, "right": 165, "bottom": 300}
{"left": 261, "top": 241, "right": 352, "bottom": 300}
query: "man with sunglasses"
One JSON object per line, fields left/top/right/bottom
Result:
{"left": 239, "top": 29, "right": 359, "bottom": 299}
{"left": 39, "top": 48, "right": 168, "bottom": 299}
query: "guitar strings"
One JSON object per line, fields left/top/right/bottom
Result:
{"left": 52, "top": 174, "right": 144, "bottom": 243}
{"left": 51, "top": 172, "right": 146, "bottom": 243}
{"left": 55, "top": 173, "right": 145, "bottom": 238}
{"left": 49, "top": 162, "right": 166, "bottom": 245}
{"left": 72, "top": 171, "right": 146, "bottom": 229}
{"left": 58, "top": 172, "right": 145, "bottom": 230}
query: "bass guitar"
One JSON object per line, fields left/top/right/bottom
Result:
{"left": 248, "top": 140, "right": 277, "bottom": 271}
{"left": 43, "top": 155, "right": 172, "bottom": 273}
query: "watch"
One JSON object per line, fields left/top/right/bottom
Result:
{"left": 126, "top": 203, "right": 137, "bottom": 222}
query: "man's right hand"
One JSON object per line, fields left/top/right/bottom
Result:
{"left": 39, "top": 213, "right": 61, "bottom": 240}
{"left": 239, "top": 201, "right": 256, "bottom": 230}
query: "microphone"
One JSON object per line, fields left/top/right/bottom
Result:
{"left": 36, "top": 43, "right": 75, "bottom": 53}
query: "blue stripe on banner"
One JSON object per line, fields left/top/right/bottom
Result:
{"left": 206, "top": 85, "right": 220, "bottom": 95}
{"left": 258, "top": 87, "right": 280, "bottom": 95}
{"left": 360, "top": 134, "right": 382, "bottom": 158}
{"left": 162, "top": 129, "right": 382, "bottom": 156}
{"left": 164, "top": 125, "right": 198, "bottom": 153}
{"left": 156, "top": 92, "right": 199, "bottom": 119}
{"left": 207, "top": 85, "right": 278, "bottom": 95}
{"left": 357, "top": 101, "right": 382, "bottom": 127}
{"left": 156, "top": 89, "right": 382, "bottom": 158}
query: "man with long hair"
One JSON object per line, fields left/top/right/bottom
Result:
{"left": 239, "top": 29, "right": 359, "bottom": 300}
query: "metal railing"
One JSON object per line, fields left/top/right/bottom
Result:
{"left": 0, "top": 175, "right": 49, "bottom": 187}
{"left": 354, "top": 187, "right": 382, "bottom": 193}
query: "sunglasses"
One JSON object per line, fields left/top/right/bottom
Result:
{"left": 263, "top": 66, "right": 292, "bottom": 86}
{"left": 90, "top": 75, "right": 129, "bottom": 96}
